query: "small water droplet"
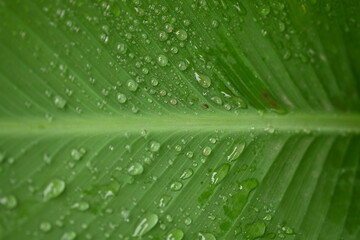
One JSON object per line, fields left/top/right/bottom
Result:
{"left": 243, "top": 221, "right": 266, "bottom": 240}
{"left": 71, "top": 201, "right": 90, "bottom": 211}
{"left": 132, "top": 213, "right": 158, "bottom": 237}
{"left": 186, "top": 151, "right": 194, "bottom": 158}
{"left": 61, "top": 231, "right": 77, "bottom": 240}
{"left": 39, "top": 222, "right": 52, "bottom": 232}
{"left": 43, "top": 179, "right": 65, "bottom": 201}
{"left": 54, "top": 95, "right": 66, "bottom": 109}
{"left": 127, "top": 163, "right": 144, "bottom": 176}
{"left": 184, "top": 217, "right": 192, "bottom": 225}
{"left": 211, "top": 96, "right": 222, "bottom": 105}
{"left": 159, "top": 195, "right": 172, "bottom": 207}
{"left": 70, "top": 148, "right": 86, "bottom": 161}
{"left": 159, "top": 31, "right": 168, "bottom": 41}
{"left": 0, "top": 195, "right": 17, "bottom": 209}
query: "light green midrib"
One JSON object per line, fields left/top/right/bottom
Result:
{"left": 0, "top": 113, "right": 359, "bottom": 135}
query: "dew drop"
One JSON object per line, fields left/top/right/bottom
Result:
{"left": 175, "top": 29, "right": 188, "bottom": 41}
{"left": 243, "top": 221, "right": 266, "bottom": 240}
{"left": 198, "top": 232, "right": 216, "bottom": 240}
{"left": 170, "top": 181, "right": 183, "bottom": 191}
{"left": 127, "top": 163, "right": 144, "bottom": 176}
{"left": 0, "top": 195, "right": 17, "bottom": 209}
{"left": 127, "top": 79, "right": 138, "bottom": 91}
{"left": 150, "top": 141, "right": 161, "bottom": 152}
{"left": 157, "top": 55, "right": 168, "bottom": 67}
{"left": 202, "top": 146, "right": 212, "bottom": 156}
{"left": 70, "top": 148, "right": 86, "bottom": 161}
{"left": 54, "top": 95, "right": 66, "bottom": 109}
{"left": 43, "top": 179, "right": 65, "bottom": 201}
{"left": 117, "top": 93, "right": 127, "bottom": 103}
{"left": 132, "top": 213, "right": 158, "bottom": 237}
{"left": 211, "top": 96, "right": 222, "bottom": 105}
{"left": 159, "top": 195, "right": 172, "bottom": 208}
{"left": 186, "top": 151, "right": 194, "bottom": 158}
{"left": 259, "top": 5, "right": 271, "bottom": 16}
{"left": 159, "top": 31, "right": 168, "bottom": 41}
{"left": 195, "top": 72, "right": 211, "bottom": 88}
{"left": 165, "top": 23, "right": 174, "bottom": 33}
{"left": 227, "top": 142, "right": 245, "bottom": 162}
{"left": 166, "top": 228, "right": 184, "bottom": 240}
{"left": 71, "top": 201, "right": 90, "bottom": 211}
{"left": 39, "top": 222, "right": 52, "bottom": 232}
{"left": 211, "top": 164, "right": 230, "bottom": 185}
{"left": 184, "top": 217, "right": 192, "bottom": 225}
{"left": 180, "top": 168, "right": 193, "bottom": 180}
{"left": 61, "top": 231, "right": 77, "bottom": 240}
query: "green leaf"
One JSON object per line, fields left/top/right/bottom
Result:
{"left": 0, "top": 0, "right": 359, "bottom": 240}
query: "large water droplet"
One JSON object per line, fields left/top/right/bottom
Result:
{"left": 211, "top": 164, "right": 230, "bottom": 185}
{"left": 132, "top": 213, "right": 159, "bottom": 237}
{"left": 166, "top": 228, "right": 184, "bottom": 240}
{"left": 43, "top": 179, "right": 65, "bottom": 201}
{"left": 195, "top": 72, "right": 211, "bottom": 88}
{"left": 227, "top": 142, "right": 245, "bottom": 162}
{"left": 70, "top": 148, "right": 86, "bottom": 161}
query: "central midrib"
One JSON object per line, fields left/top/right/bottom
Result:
{"left": 0, "top": 113, "right": 359, "bottom": 135}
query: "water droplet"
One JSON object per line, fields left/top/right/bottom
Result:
{"left": 157, "top": 55, "right": 168, "bottom": 67}
{"left": 116, "top": 43, "right": 127, "bottom": 54}
{"left": 39, "top": 222, "right": 52, "bottom": 232}
{"left": 243, "top": 221, "right": 266, "bottom": 240}
{"left": 127, "top": 79, "right": 138, "bottom": 91}
{"left": 61, "top": 231, "right": 77, "bottom": 240}
{"left": 151, "top": 79, "right": 159, "bottom": 86}
{"left": 186, "top": 151, "right": 194, "bottom": 158}
{"left": 70, "top": 148, "right": 86, "bottom": 161}
{"left": 175, "top": 145, "right": 182, "bottom": 151}
{"left": 150, "top": 141, "right": 161, "bottom": 152}
{"left": 132, "top": 213, "right": 158, "bottom": 237}
{"left": 127, "top": 163, "right": 144, "bottom": 176}
{"left": 184, "top": 217, "right": 192, "bottom": 225}
{"left": 0, "top": 195, "right": 17, "bottom": 209}
{"left": 117, "top": 93, "right": 127, "bottom": 103}
{"left": 43, "top": 179, "right": 65, "bottom": 201}
{"left": 209, "top": 137, "right": 217, "bottom": 144}
{"left": 178, "top": 61, "right": 188, "bottom": 71}
{"left": 159, "top": 195, "right": 172, "bottom": 207}
{"left": 202, "top": 146, "right": 212, "bottom": 156}
{"left": 180, "top": 168, "right": 193, "bottom": 180}
{"left": 227, "top": 142, "right": 245, "bottom": 162}
{"left": 71, "top": 201, "right": 90, "bottom": 211}
{"left": 211, "top": 96, "right": 222, "bottom": 105}
{"left": 170, "top": 181, "right": 183, "bottom": 191}
{"left": 165, "top": 23, "right": 174, "bottom": 33}
{"left": 195, "top": 72, "right": 211, "bottom": 88}
{"left": 259, "top": 5, "right": 271, "bottom": 16}
{"left": 159, "top": 31, "right": 168, "bottom": 41}
{"left": 198, "top": 232, "right": 216, "bottom": 240}
{"left": 166, "top": 228, "right": 184, "bottom": 240}
{"left": 211, "top": 164, "right": 230, "bottom": 185}
{"left": 54, "top": 95, "right": 66, "bottom": 109}
{"left": 175, "top": 29, "right": 187, "bottom": 41}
